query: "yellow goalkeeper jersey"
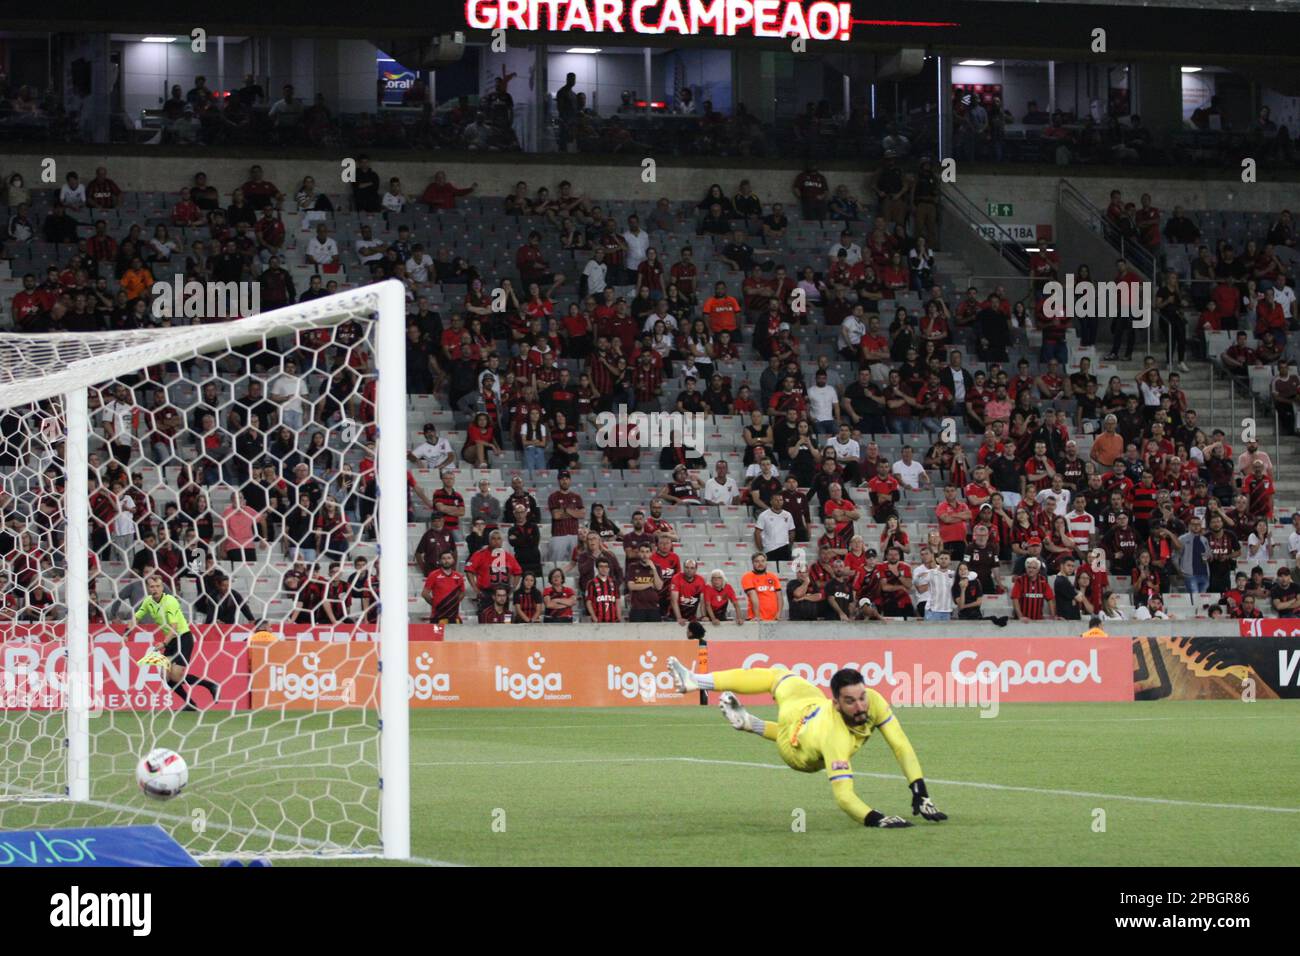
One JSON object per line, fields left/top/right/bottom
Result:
{"left": 774, "top": 682, "right": 923, "bottom": 823}
{"left": 777, "top": 686, "right": 892, "bottom": 777}
{"left": 135, "top": 593, "right": 191, "bottom": 638}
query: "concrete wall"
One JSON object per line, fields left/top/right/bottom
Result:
{"left": 13, "top": 151, "right": 1298, "bottom": 220}
{"left": 441, "top": 620, "right": 1251, "bottom": 642}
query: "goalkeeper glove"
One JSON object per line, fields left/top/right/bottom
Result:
{"left": 864, "top": 810, "right": 914, "bottom": 828}
{"left": 910, "top": 779, "right": 948, "bottom": 821}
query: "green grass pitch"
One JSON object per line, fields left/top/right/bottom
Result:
{"left": 410, "top": 700, "right": 1300, "bottom": 866}
{"left": 4, "top": 701, "right": 1297, "bottom": 865}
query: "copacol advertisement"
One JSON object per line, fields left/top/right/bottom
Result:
{"left": 1132, "top": 637, "right": 1300, "bottom": 700}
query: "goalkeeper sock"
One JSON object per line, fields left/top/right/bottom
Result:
{"left": 748, "top": 717, "right": 767, "bottom": 737}
{"left": 185, "top": 675, "right": 220, "bottom": 698}
{"left": 694, "top": 673, "right": 716, "bottom": 690}
{"left": 166, "top": 678, "right": 194, "bottom": 708}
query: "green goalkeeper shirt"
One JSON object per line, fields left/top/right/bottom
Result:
{"left": 135, "top": 593, "right": 191, "bottom": 638}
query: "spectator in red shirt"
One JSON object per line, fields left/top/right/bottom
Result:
{"left": 792, "top": 164, "right": 830, "bottom": 220}
{"left": 670, "top": 246, "right": 699, "bottom": 302}
{"left": 1012, "top": 557, "right": 1056, "bottom": 620}
{"left": 87, "top": 166, "right": 122, "bottom": 209}
{"left": 421, "top": 551, "right": 466, "bottom": 624}
{"left": 1243, "top": 459, "right": 1275, "bottom": 520}
{"left": 419, "top": 170, "right": 478, "bottom": 209}
{"left": 1220, "top": 330, "right": 1257, "bottom": 379}
{"left": 171, "top": 187, "right": 202, "bottom": 226}
{"left": 935, "top": 485, "right": 973, "bottom": 560}
{"left": 239, "top": 163, "right": 283, "bottom": 210}
{"left": 87, "top": 219, "right": 117, "bottom": 263}
{"left": 516, "top": 229, "right": 565, "bottom": 288}
{"left": 1135, "top": 193, "right": 1161, "bottom": 251}
{"left": 465, "top": 529, "right": 523, "bottom": 611}
{"left": 1256, "top": 287, "right": 1288, "bottom": 348}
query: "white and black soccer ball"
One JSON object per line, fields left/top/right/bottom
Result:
{"left": 136, "top": 748, "right": 189, "bottom": 800}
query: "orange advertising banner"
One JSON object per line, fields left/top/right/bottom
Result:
{"left": 250, "top": 640, "right": 701, "bottom": 709}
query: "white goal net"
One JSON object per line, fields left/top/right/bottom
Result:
{"left": 0, "top": 280, "right": 409, "bottom": 860}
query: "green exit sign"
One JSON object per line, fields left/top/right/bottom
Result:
{"left": 987, "top": 202, "right": 1014, "bottom": 217}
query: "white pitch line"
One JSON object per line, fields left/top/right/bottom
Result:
{"left": 421, "top": 754, "right": 1300, "bottom": 815}
{"left": 673, "top": 757, "right": 1300, "bottom": 814}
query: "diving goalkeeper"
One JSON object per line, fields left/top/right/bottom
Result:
{"left": 667, "top": 658, "right": 947, "bottom": 828}
{"left": 122, "top": 574, "right": 220, "bottom": 712}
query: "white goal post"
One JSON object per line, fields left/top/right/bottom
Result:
{"left": 0, "top": 279, "right": 408, "bottom": 860}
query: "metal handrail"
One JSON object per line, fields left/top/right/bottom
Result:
{"left": 1056, "top": 178, "right": 1157, "bottom": 281}
{"left": 1056, "top": 177, "right": 1156, "bottom": 363}
{"left": 941, "top": 181, "right": 1032, "bottom": 274}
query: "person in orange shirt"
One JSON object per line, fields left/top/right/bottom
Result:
{"left": 1088, "top": 414, "right": 1124, "bottom": 468}
{"left": 119, "top": 256, "right": 155, "bottom": 301}
{"left": 702, "top": 280, "right": 741, "bottom": 337}
{"left": 740, "top": 552, "right": 783, "bottom": 621}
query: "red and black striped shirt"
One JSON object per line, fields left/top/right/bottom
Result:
{"left": 1011, "top": 573, "right": 1053, "bottom": 620}
{"left": 543, "top": 585, "right": 575, "bottom": 622}
{"left": 513, "top": 586, "right": 542, "bottom": 622}
{"left": 432, "top": 488, "right": 464, "bottom": 531}
{"left": 1131, "top": 484, "right": 1158, "bottom": 521}
{"left": 478, "top": 604, "right": 511, "bottom": 624}
{"left": 585, "top": 576, "right": 621, "bottom": 622}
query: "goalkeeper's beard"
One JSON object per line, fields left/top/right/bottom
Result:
{"left": 837, "top": 706, "right": 870, "bottom": 726}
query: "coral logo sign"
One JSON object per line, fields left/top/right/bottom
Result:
{"left": 495, "top": 652, "right": 568, "bottom": 701}
{"left": 378, "top": 54, "right": 421, "bottom": 105}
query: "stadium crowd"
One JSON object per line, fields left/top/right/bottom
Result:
{"left": 3, "top": 150, "right": 1300, "bottom": 629}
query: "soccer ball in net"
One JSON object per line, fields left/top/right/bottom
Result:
{"left": 136, "top": 748, "right": 189, "bottom": 800}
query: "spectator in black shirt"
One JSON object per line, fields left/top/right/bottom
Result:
{"left": 1163, "top": 207, "right": 1200, "bottom": 245}
{"left": 720, "top": 229, "right": 755, "bottom": 272}
{"left": 540, "top": 369, "right": 579, "bottom": 423}
{"left": 507, "top": 503, "right": 542, "bottom": 576}
{"left": 203, "top": 574, "right": 258, "bottom": 624}
{"left": 211, "top": 239, "right": 245, "bottom": 283}
{"left": 351, "top": 155, "right": 382, "bottom": 212}
{"left": 43, "top": 204, "right": 79, "bottom": 243}
{"left": 1054, "top": 557, "right": 1082, "bottom": 620}
{"left": 761, "top": 203, "right": 789, "bottom": 242}
{"left": 787, "top": 567, "right": 823, "bottom": 621}
{"left": 698, "top": 202, "right": 732, "bottom": 236}
{"left": 975, "top": 294, "right": 1010, "bottom": 362}
{"left": 676, "top": 377, "right": 706, "bottom": 414}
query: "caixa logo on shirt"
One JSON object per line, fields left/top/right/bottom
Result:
{"left": 495, "top": 652, "right": 564, "bottom": 700}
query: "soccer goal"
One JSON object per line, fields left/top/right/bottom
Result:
{"left": 0, "top": 279, "right": 409, "bottom": 861}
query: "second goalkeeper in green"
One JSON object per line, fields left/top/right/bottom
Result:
{"left": 123, "top": 575, "right": 221, "bottom": 712}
